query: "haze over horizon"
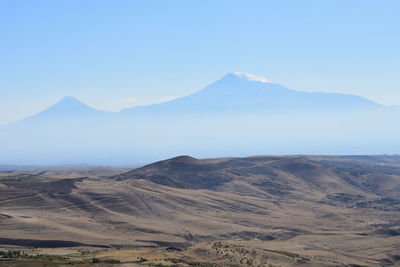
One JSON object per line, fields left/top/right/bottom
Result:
{"left": 1, "top": 71, "right": 399, "bottom": 166}
{"left": 1, "top": 0, "right": 400, "bottom": 125}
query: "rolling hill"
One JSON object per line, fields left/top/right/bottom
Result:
{"left": 0, "top": 155, "right": 399, "bottom": 266}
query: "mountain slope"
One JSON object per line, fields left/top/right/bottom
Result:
{"left": 122, "top": 72, "right": 382, "bottom": 115}
{"left": 18, "top": 96, "right": 109, "bottom": 123}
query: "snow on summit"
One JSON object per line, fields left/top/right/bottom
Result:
{"left": 232, "top": 72, "right": 271, "bottom": 83}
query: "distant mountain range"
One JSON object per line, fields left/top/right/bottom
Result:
{"left": 1, "top": 72, "right": 399, "bottom": 165}
{"left": 14, "top": 72, "right": 384, "bottom": 123}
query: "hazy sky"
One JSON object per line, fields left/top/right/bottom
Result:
{"left": 1, "top": 0, "right": 399, "bottom": 125}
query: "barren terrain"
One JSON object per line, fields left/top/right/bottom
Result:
{"left": 0, "top": 155, "right": 399, "bottom": 266}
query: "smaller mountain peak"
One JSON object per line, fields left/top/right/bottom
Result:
{"left": 59, "top": 96, "right": 81, "bottom": 104}
{"left": 231, "top": 72, "right": 272, "bottom": 83}
{"left": 54, "top": 96, "right": 89, "bottom": 108}
{"left": 50, "top": 96, "right": 93, "bottom": 112}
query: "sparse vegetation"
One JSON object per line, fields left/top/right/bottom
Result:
{"left": 0, "top": 250, "right": 23, "bottom": 258}
{"left": 103, "top": 258, "right": 120, "bottom": 263}
{"left": 0, "top": 156, "right": 399, "bottom": 266}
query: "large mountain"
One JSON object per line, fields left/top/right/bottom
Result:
{"left": 1, "top": 73, "right": 399, "bottom": 165}
{"left": 122, "top": 72, "right": 382, "bottom": 115}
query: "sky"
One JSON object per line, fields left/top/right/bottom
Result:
{"left": 1, "top": 0, "right": 399, "bottom": 125}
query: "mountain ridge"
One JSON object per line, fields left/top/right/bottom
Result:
{"left": 8, "top": 72, "right": 385, "bottom": 124}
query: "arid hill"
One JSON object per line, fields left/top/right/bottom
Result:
{"left": 0, "top": 155, "right": 399, "bottom": 266}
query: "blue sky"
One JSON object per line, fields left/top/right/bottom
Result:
{"left": 1, "top": 0, "right": 399, "bottom": 125}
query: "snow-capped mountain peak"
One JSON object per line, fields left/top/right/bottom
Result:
{"left": 232, "top": 72, "right": 271, "bottom": 83}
